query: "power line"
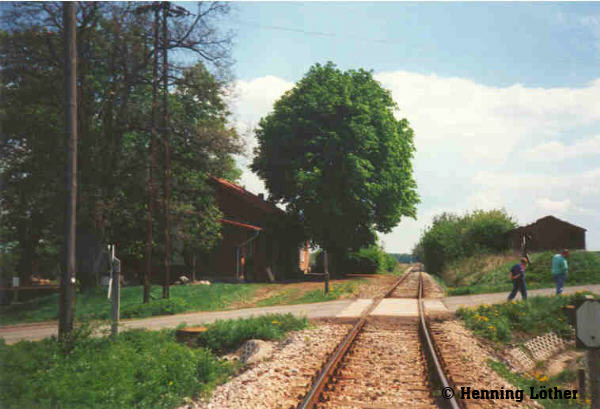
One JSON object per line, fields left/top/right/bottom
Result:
{"left": 234, "top": 19, "right": 407, "bottom": 46}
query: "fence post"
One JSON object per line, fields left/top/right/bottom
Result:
{"left": 110, "top": 245, "right": 121, "bottom": 337}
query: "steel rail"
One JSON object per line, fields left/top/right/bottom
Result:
{"left": 297, "top": 266, "right": 413, "bottom": 409}
{"left": 418, "top": 273, "right": 462, "bottom": 409}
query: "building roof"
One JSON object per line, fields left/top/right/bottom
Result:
{"left": 509, "top": 215, "right": 587, "bottom": 233}
{"left": 218, "top": 218, "right": 262, "bottom": 231}
{"left": 208, "top": 176, "right": 284, "bottom": 215}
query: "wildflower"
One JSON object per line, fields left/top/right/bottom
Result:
{"left": 271, "top": 320, "right": 280, "bottom": 325}
{"left": 169, "top": 380, "right": 173, "bottom": 386}
{"left": 539, "top": 376, "right": 548, "bottom": 382}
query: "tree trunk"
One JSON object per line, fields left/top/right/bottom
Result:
{"left": 143, "top": 5, "right": 160, "bottom": 304}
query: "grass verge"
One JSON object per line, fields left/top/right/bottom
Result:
{"left": 489, "top": 360, "right": 589, "bottom": 408}
{"left": 456, "top": 292, "right": 598, "bottom": 343}
{"left": 0, "top": 327, "right": 231, "bottom": 409}
{"left": 445, "top": 251, "right": 600, "bottom": 295}
{"left": 0, "top": 283, "right": 265, "bottom": 325}
{"left": 196, "top": 313, "right": 309, "bottom": 353}
{"left": 0, "top": 314, "right": 309, "bottom": 408}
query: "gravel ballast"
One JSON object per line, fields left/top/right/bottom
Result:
{"left": 185, "top": 323, "right": 351, "bottom": 409}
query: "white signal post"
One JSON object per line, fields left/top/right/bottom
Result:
{"left": 108, "top": 245, "right": 121, "bottom": 337}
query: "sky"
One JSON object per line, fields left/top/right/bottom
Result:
{"left": 189, "top": 2, "right": 600, "bottom": 252}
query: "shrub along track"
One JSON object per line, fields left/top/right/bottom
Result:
{"left": 296, "top": 267, "right": 461, "bottom": 409}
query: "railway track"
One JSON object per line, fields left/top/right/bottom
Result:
{"left": 297, "top": 266, "right": 460, "bottom": 409}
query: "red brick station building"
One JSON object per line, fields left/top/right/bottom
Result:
{"left": 204, "top": 176, "right": 310, "bottom": 282}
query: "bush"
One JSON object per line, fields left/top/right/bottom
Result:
{"left": 196, "top": 313, "right": 308, "bottom": 354}
{"left": 0, "top": 329, "right": 232, "bottom": 409}
{"left": 342, "top": 245, "right": 398, "bottom": 274}
{"left": 121, "top": 297, "right": 189, "bottom": 319}
{"left": 347, "top": 246, "right": 384, "bottom": 274}
{"left": 382, "top": 253, "right": 398, "bottom": 272}
{"left": 417, "top": 209, "right": 517, "bottom": 275}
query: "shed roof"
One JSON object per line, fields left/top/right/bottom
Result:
{"left": 509, "top": 215, "right": 587, "bottom": 233}
{"left": 208, "top": 176, "right": 284, "bottom": 215}
{"left": 218, "top": 218, "right": 262, "bottom": 231}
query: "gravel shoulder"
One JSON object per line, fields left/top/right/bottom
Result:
{"left": 431, "top": 320, "right": 541, "bottom": 408}
{"left": 185, "top": 323, "right": 351, "bottom": 409}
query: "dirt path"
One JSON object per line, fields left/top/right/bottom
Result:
{"left": 229, "top": 274, "right": 399, "bottom": 309}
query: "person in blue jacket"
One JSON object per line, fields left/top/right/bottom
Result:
{"left": 507, "top": 257, "right": 528, "bottom": 301}
{"left": 552, "top": 249, "right": 569, "bottom": 295}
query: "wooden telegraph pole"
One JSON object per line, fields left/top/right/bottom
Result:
{"left": 161, "top": 1, "right": 172, "bottom": 299}
{"left": 59, "top": 1, "right": 78, "bottom": 339}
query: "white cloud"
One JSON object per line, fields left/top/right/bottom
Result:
{"left": 374, "top": 72, "right": 600, "bottom": 164}
{"left": 229, "top": 71, "right": 600, "bottom": 251}
{"left": 536, "top": 198, "right": 571, "bottom": 214}
{"left": 523, "top": 135, "right": 600, "bottom": 161}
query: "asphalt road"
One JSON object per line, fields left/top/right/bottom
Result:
{"left": 2, "top": 283, "right": 599, "bottom": 344}
{"left": 0, "top": 299, "right": 357, "bottom": 344}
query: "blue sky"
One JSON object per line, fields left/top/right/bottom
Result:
{"left": 184, "top": 2, "right": 600, "bottom": 252}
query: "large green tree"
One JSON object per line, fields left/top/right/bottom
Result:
{"left": 0, "top": 2, "right": 239, "bottom": 285}
{"left": 252, "top": 62, "right": 419, "bottom": 270}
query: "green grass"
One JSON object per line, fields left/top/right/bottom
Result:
{"left": 0, "top": 315, "right": 309, "bottom": 408}
{"left": 456, "top": 292, "right": 598, "bottom": 343}
{"left": 489, "top": 360, "right": 589, "bottom": 408}
{"left": 0, "top": 283, "right": 265, "bottom": 325}
{"left": 445, "top": 251, "right": 600, "bottom": 295}
{"left": 0, "top": 326, "right": 233, "bottom": 409}
{"left": 196, "top": 313, "right": 309, "bottom": 354}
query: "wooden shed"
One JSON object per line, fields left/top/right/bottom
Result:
{"left": 203, "top": 176, "right": 308, "bottom": 281}
{"left": 506, "top": 215, "right": 586, "bottom": 252}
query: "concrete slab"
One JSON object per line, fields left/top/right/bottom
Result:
{"left": 424, "top": 299, "right": 449, "bottom": 313}
{"left": 335, "top": 299, "right": 373, "bottom": 318}
{"left": 370, "top": 299, "right": 418, "bottom": 317}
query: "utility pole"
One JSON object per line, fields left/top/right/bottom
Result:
{"left": 59, "top": 1, "right": 77, "bottom": 340}
{"left": 142, "top": 2, "right": 160, "bottom": 304}
{"left": 161, "top": 1, "right": 172, "bottom": 299}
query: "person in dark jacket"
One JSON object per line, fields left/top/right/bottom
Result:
{"left": 507, "top": 257, "right": 528, "bottom": 301}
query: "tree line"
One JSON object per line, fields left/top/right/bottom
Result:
{"left": 0, "top": 2, "right": 240, "bottom": 301}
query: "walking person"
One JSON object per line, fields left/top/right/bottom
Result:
{"left": 552, "top": 249, "right": 569, "bottom": 295}
{"left": 507, "top": 257, "right": 528, "bottom": 301}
